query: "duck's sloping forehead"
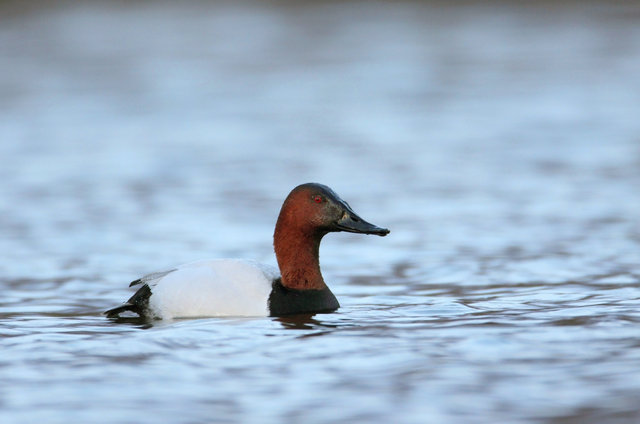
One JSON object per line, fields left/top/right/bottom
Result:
{"left": 295, "top": 182, "right": 343, "bottom": 201}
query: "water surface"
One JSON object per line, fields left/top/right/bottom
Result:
{"left": 1, "top": 1, "right": 639, "bottom": 423}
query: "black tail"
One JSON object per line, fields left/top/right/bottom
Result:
{"left": 104, "top": 284, "right": 153, "bottom": 318}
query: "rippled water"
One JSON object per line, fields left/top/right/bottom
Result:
{"left": 1, "top": 1, "right": 640, "bottom": 423}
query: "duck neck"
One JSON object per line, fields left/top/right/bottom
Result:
{"left": 274, "top": 224, "right": 327, "bottom": 291}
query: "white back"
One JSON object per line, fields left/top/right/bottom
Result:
{"left": 147, "top": 259, "right": 278, "bottom": 318}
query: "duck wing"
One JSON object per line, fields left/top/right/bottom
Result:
{"left": 128, "top": 269, "right": 177, "bottom": 287}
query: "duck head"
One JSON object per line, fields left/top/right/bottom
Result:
{"left": 277, "top": 183, "right": 390, "bottom": 237}
{"left": 273, "top": 183, "right": 389, "bottom": 291}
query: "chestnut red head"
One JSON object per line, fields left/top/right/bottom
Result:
{"left": 279, "top": 183, "right": 390, "bottom": 237}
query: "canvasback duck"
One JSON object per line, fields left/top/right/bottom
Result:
{"left": 105, "top": 183, "right": 389, "bottom": 319}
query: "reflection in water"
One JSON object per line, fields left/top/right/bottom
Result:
{"left": 1, "top": 1, "right": 640, "bottom": 424}
{"left": 106, "top": 315, "right": 154, "bottom": 329}
{"left": 275, "top": 314, "right": 321, "bottom": 330}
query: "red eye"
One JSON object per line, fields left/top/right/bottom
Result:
{"left": 314, "top": 195, "right": 323, "bottom": 203}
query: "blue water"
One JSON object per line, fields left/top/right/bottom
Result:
{"left": 1, "top": 1, "right": 639, "bottom": 423}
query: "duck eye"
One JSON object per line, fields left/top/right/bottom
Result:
{"left": 313, "top": 195, "right": 323, "bottom": 203}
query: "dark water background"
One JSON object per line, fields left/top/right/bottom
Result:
{"left": 1, "top": 1, "right": 639, "bottom": 423}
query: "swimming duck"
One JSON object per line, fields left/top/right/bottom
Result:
{"left": 105, "top": 183, "right": 389, "bottom": 319}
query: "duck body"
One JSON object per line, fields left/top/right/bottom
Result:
{"left": 105, "top": 183, "right": 388, "bottom": 319}
{"left": 106, "top": 258, "right": 339, "bottom": 319}
{"left": 134, "top": 259, "right": 275, "bottom": 318}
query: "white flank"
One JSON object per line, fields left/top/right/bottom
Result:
{"left": 146, "top": 259, "right": 278, "bottom": 319}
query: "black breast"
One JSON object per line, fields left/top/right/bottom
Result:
{"left": 268, "top": 279, "right": 340, "bottom": 316}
